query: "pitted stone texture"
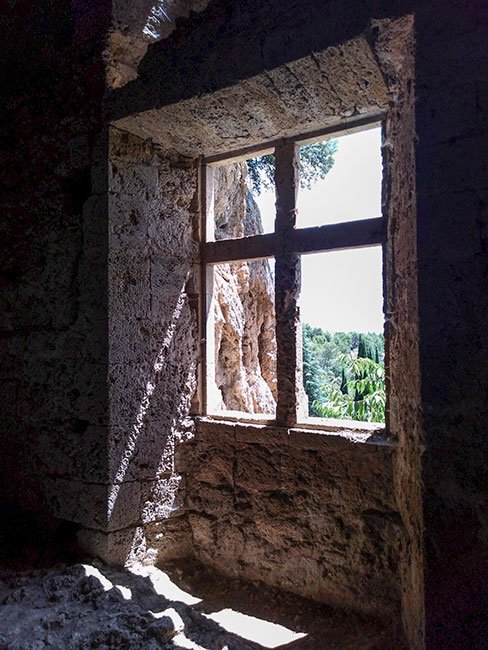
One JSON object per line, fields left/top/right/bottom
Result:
{"left": 186, "top": 419, "right": 403, "bottom": 620}
{"left": 3, "top": 4, "right": 488, "bottom": 648}
{"left": 78, "top": 518, "right": 193, "bottom": 567}
{"left": 210, "top": 163, "right": 277, "bottom": 414}
{"left": 107, "top": 1, "right": 214, "bottom": 88}
{"left": 370, "top": 17, "right": 423, "bottom": 650}
{"left": 82, "top": 128, "right": 200, "bottom": 559}
{"left": 111, "top": 34, "right": 389, "bottom": 158}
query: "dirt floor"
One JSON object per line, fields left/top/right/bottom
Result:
{"left": 0, "top": 552, "right": 406, "bottom": 650}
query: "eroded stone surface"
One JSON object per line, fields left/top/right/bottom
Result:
{"left": 107, "top": 1, "right": 214, "bottom": 88}
{"left": 76, "top": 128, "right": 200, "bottom": 557}
{"left": 0, "top": 560, "right": 406, "bottom": 650}
{"left": 110, "top": 33, "right": 390, "bottom": 157}
{"left": 184, "top": 419, "right": 403, "bottom": 620}
{"left": 210, "top": 163, "right": 276, "bottom": 414}
{"left": 3, "top": 3, "right": 488, "bottom": 648}
{"left": 370, "top": 17, "right": 424, "bottom": 650}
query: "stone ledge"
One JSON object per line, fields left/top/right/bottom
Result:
{"left": 193, "top": 415, "right": 394, "bottom": 452}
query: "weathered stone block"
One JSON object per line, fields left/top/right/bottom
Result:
{"left": 140, "top": 475, "right": 185, "bottom": 524}
{"left": 83, "top": 425, "right": 109, "bottom": 483}
{"left": 234, "top": 423, "right": 288, "bottom": 446}
{"left": 187, "top": 483, "right": 234, "bottom": 518}
{"left": 235, "top": 444, "right": 282, "bottom": 492}
{"left": 108, "top": 194, "right": 153, "bottom": 251}
{"left": 108, "top": 362, "right": 154, "bottom": 425}
{"left": 107, "top": 420, "right": 175, "bottom": 483}
{"left": 109, "top": 161, "right": 159, "bottom": 198}
{"left": 188, "top": 417, "right": 400, "bottom": 619}
{"left": 77, "top": 527, "right": 137, "bottom": 566}
{"left": 43, "top": 479, "right": 107, "bottom": 529}
{"left": 147, "top": 209, "right": 196, "bottom": 260}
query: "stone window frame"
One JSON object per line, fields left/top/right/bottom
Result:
{"left": 198, "top": 113, "right": 386, "bottom": 432}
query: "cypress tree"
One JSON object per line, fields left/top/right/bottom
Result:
{"left": 358, "top": 334, "right": 379, "bottom": 362}
{"left": 302, "top": 335, "right": 324, "bottom": 416}
{"left": 358, "top": 334, "right": 368, "bottom": 359}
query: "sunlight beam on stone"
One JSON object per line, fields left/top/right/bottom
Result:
{"left": 204, "top": 609, "right": 307, "bottom": 648}
{"left": 171, "top": 633, "right": 210, "bottom": 650}
{"left": 143, "top": 1, "right": 171, "bottom": 39}
{"left": 82, "top": 565, "right": 132, "bottom": 600}
{"left": 128, "top": 565, "right": 202, "bottom": 606}
{"left": 107, "top": 289, "right": 188, "bottom": 521}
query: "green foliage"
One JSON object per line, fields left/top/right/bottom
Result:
{"left": 357, "top": 334, "right": 369, "bottom": 360}
{"left": 314, "top": 355, "right": 386, "bottom": 423}
{"left": 302, "top": 335, "right": 325, "bottom": 417}
{"left": 246, "top": 140, "right": 338, "bottom": 195}
{"left": 302, "top": 324, "right": 385, "bottom": 423}
{"left": 358, "top": 333, "right": 381, "bottom": 362}
{"left": 340, "top": 367, "right": 349, "bottom": 395}
{"left": 300, "top": 140, "right": 338, "bottom": 190}
{"left": 246, "top": 154, "right": 275, "bottom": 196}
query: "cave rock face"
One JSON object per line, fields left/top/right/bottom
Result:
{"left": 108, "top": 1, "right": 213, "bottom": 88}
{"left": 211, "top": 163, "right": 277, "bottom": 414}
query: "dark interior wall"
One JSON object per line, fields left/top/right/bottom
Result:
{"left": 370, "top": 16, "right": 423, "bottom": 648}
{"left": 414, "top": 4, "right": 488, "bottom": 646}
{"left": 0, "top": 1, "right": 111, "bottom": 528}
{"left": 0, "top": 0, "right": 202, "bottom": 552}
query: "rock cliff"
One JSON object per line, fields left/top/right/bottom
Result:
{"left": 210, "top": 163, "right": 277, "bottom": 414}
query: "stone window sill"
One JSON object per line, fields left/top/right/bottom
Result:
{"left": 194, "top": 415, "right": 394, "bottom": 450}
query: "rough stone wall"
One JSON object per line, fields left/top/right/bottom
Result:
{"left": 78, "top": 128, "right": 200, "bottom": 564}
{"left": 107, "top": 0, "right": 213, "bottom": 88}
{"left": 3, "top": 2, "right": 488, "bottom": 648}
{"left": 0, "top": 2, "right": 111, "bottom": 533}
{"left": 184, "top": 419, "right": 403, "bottom": 620}
{"left": 0, "top": 0, "right": 205, "bottom": 557}
{"left": 110, "top": 3, "right": 488, "bottom": 645}
{"left": 371, "top": 17, "right": 424, "bottom": 649}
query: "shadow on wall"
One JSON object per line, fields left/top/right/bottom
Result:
{"left": 76, "top": 126, "right": 201, "bottom": 564}
{"left": 96, "top": 274, "right": 198, "bottom": 565}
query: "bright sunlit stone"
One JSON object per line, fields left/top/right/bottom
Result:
{"left": 171, "top": 633, "right": 210, "bottom": 650}
{"left": 82, "top": 564, "right": 114, "bottom": 591}
{"left": 128, "top": 565, "right": 202, "bottom": 606}
{"left": 82, "top": 564, "right": 132, "bottom": 600}
{"left": 204, "top": 609, "right": 307, "bottom": 648}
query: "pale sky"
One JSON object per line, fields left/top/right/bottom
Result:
{"left": 254, "top": 127, "right": 384, "bottom": 333}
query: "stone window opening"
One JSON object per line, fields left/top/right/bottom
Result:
{"left": 197, "top": 116, "right": 386, "bottom": 433}
{"left": 101, "top": 18, "right": 419, "bottom": 645}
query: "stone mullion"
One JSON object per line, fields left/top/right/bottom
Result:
{"left": 274, "top": 142, "right": 301, "bottom": 426}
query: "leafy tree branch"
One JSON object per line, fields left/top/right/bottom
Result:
{"left": 246, "top": 140, "right": 338, "bottom": 195}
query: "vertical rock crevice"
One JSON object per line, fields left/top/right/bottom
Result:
{"left": 211, "top": 163, "right": 277, "bottom": 414}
